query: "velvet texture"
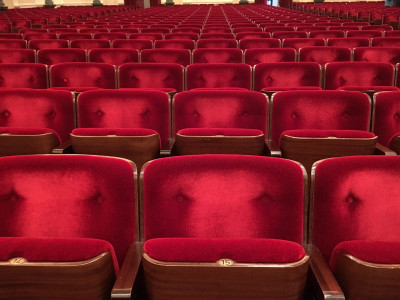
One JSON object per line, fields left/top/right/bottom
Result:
{"left": 0, "top": 127, "right": 61, "bottom": 143}
{"left": 372, "top": 37, "right": 400, "bottom": 47}
{"left": 112, "top": 39, "right": 153, "bottom": 50}
{"left": 299, "top": 47, "right": 352, "bottom": 65}
{"left": 141, "top": 49, "right": 191, "bottom": 66}
{"left": 154, "top": 39, "right": 196, "bottom": 50}
{"left": 200, "top": 33, "right": 234, "bottom": 39}
{"left": 0, "top": 64, "right": 48, "bottom": 89}
{"left": 50, "top": 62, "right": 116, "bottom": 89}
{"left": 37, "top": 49, "right": 87, "bottom": 65}
{"left": 282, "top": 38, "right": 325, "bottom": 50}
{"left": 165, "top": 33, "right": 199, "bottom": 40}
{"left": 129, "top": 33, "right": 163, "bottom": 40}
{"left": 0, "top": 155, "right": 136, "bottom": 266}
{"left": 143, "top": 155, "right": 304, "bottom": 244}
{"left": 0, "top": 49, "right": 35, "bottom": 63}
{"left": 244, "top": 48, "right": 296, "bottom": 65}
{"left": 353, "top": 47, "right": 400, "bottom": 65}
{"left": 253, "top": 62, "right": 321, "bottom": 92}
{"left": 272, "top": 31, "right": 308, "bottom": 39}
{"left": 270, "top": 90, "right": 370, "bottom": 145}
{"left": 192, "top": 48, "right": 243, "bottom": 64}
{"left": 24, "top": 33, "right": 57, "bottom": 41}
{"left": 186, "top": 63, "right": 252, "bottom": 90}
{"left": 144, "top": 238, "right": 305, "bottom": 263}
{"left": 88, "top": 48, "right": 139, "bottom": 66}
{"left": 28, "top": 39, "right": 69, "bottom": 50}
{"left": 178, "top": 128, "right": 264, "bottom": 137}
{"left": 0, "top": 40, "right": 26, "bottom": 49}
{"left": 347, "top": 30, "right": 383, "bottom": 38}
{"left": 239, "top": 38, "right": 281, "bottom": 50}
{"left": 373, "top": 91, "right": 400, "bottom": 147}
{"left": 196, "top": 39, "right": 238, "bottom": 49}
{"left": 72, "top": 127, "right": 159, "bottom": 138}
{"left": 0, "top": 89, "right": 74, "bottom": 143}
{"left": 330, "top": 240, "right": 400, "bottom": 271}
{"left": 77, "top": 89, "right": 170, "bottom": 149}
{"left": 0, "top": 237, "right": 119, "bottom": 274}
{"left": 309, "top": 30, "right": 346, "bottom": 39}
{"left": 118, "top": 63, "right": 184, "bottom": 92}
{"left": 312, "top": 156, "right": 400, "bottom": 262}
{"left": 324, "top": 62, "right": 394, "bottom": 90}
{"left": 327, "top": 38, "right": 370, "bottom": 48}
{"left": 70, "top": 39, "right": 111, "bottom": 50}
{"left": 173, "top": 90, "right": 267, "bottom": 134}
{"left": 236, "top": 32, "right": 271, "bottom": 40}
{"left": 93, "top": 32, "right": 128, "bottom": 40}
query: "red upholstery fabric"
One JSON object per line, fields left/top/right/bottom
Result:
{"left": 144, "top": 238, "right": 305, "bottom": 263}
{"left": 324, "top": 62, "right": 394, "bottom": 90}
{"left": 309, "top": 30, "right": 345, "bottom": 39}
{"left": 186, "top": 63, "right": 251, "bottom": 90}
{"left": 140, "top": 49, "right": 191, "bottom": 66}
{"left": 372, "top": 37, "right": 400, "bottom": 47}
{"left": 282, "top": 38, "right": 325, "bottom": 50}
{"left": 339, "top": 86, "right": 399, "bottom": 92}
{"left": 154, "top": 39, "right": 195, "bottom": 50}
{"left": 37, "top": 49, "right": 87, "bottom": 65}
{"left": 0, "top": 237, "right": 119, "bottom": 274}
{"left": 327, "top": 38, "right": 370, "bottom": 48}
{"left": 0, "top": 154, "right": 136, "bottom": 265}
{"left": 253, "top": 62, "right": 321, "bottom": 92}
{"left": 129, "top": 33, "right": 163, "bottom": 40}
{"left": 261, "top": 86, "right": 322, "bottom": 92}
{"left": 77, "top": 89, "right": 170, "bottom": 149}
{"left": 192, "top": 48, "right": 243, "bottom": 64}
{"left": 244, "top": 48, "right": 296, "bottom": 65}
{"left": 0, "top": 39, "right": 26, "bottom": 49}
{"left": 353, "top": 47, "right": 400, "bottom": 65}
{"left": 0, "top": 64, "right": 47, "bottom": 89}
{"left": 196, "top": 39, "right": 238, "bottom": 49}
{"left": 28, "top": 39, "right": 68, "bottom": 50}
{"left": 70, "top": 39, "right": 111, "bottom": 50}
{"left": 93, "top": 32, "right": 127, "bottom": 40}
{"left": 165, "top": 33, "right": 199, "bottom": 40}
{"left": 270, "top": 90, "right": 370, "bottom": 145}
{"left": 0, "top": 49, "right": 35, "bottom": 63}
{"left": 389, "top": 131, "right": 400, "bottom": 149}
{"left": 118, "top": 63, "right": 184, "bottom": 92}
{"left": 373, "top": 91, "right": 400, "bottom": 147}
{"left": 330, "top": 240, "right": 400, "bottom": 271}
{"left": 347, "top": 30, "right": 383, "bottom": 38}
{"left": 200, "top": 33, "right": 235, "bottom": 39}
{"left": 143, "top": 155, "right": 304, "bottom": 244}
{"left": 0, "top": 127, "right": 61, "bottom": 143}
{"left": 178, "top": 128, "right": 264, "bottom": 137}
{"left": 236, "top": 32, "right": 271, "bottom": 40}
{"left": 50, "top": 62, "right": 116, "bottom": 89}
{"left": 173, "top": 90, "right": 267, "bottom": 134}
{"left": 272, "top": 31, "right": 308, "bottom": 39}
{"left": 112, "top": 39, "right": 153, "bottom": 50}
{"left": 0, "top": 89, "right": 74, "bottom": 143}
{"left": 312, "top": 156, "right": 400, "bottom": 262}
{"left": 299, "top": 47, "right": 352, "bottom": 65}
{"left": 88, "top": 48, "right": 139, "bottom": 65}
{"left": 239, "top": 38, "right": 281, "bottom": 50}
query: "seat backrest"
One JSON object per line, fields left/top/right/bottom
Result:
{"left": 28, "top": 39, "right": 69, "bottom": 50}
{"left": 327, "top": 37, "right": 370, "bottom": 47}
{"left": 0, "top": 63, "right": 48, "bottom": 89}
{"left": 282, "top": 38, "right": 325, "bottom": 50}
{"left": 371, "top": 37, "right": 400, "bottom": 47}
{"left": 186, "top": 63, "right": 251, "bottom": 90}
{"left": 37, "top": 48, "right": 86, "bottom": 65}
{"left": 0, "top": 154, "right": 136, "bottom": 265}
{"left": 324, "top": 62, "right": 394, "bottom": 90}
{"left": 88, "top": 48, "right": 139, "bottom": 65}
{"left": 239, "top": 38, "right": 281, "bottom": 50}
{"left": 141, "top": 49, "right": 191, "bottom": 66}
{"left": 311, "top": 156, "right": 400, "bottom": 262}
{"left": 118, "top": 63, "right": 184, "bottom": 91}
{"left": 154, "top": 39, "right": 195, "bottom": 50}
{"left": 347, "top": 30, "right": 383, "bottom": 38}
{"left": 70, "top": 39, "right": 111, "bottom": 50}
{"left": 173, "top": 89, "right": 267, "bottom": 134}
{"left": 270, "top": 90, "right": 371, "bottom": 145}
{"left": 253, "top": 62, "right": 321, "bottom": 92}
{"left": 0, "top": 39, "right": 26, "bottom": 49}
{"left": 192, "top": 48, "right": 243, "bottom": 64}
{"left": 309, "top": 30, "right": 345, "bottom": 39}
{"left": 77, "top": 89, "right": 170, "bottom": 149}
{"left": 372, "top": 90, "right": 400, "bottom": 147}
{"left": 196, "top": 38, "right": 238, "bottom": 48}
{"left": 299, "top": 46, "right": 352, "bottom": 65}
{"left": 142, "top": 155, "right": 305, "bottom": 244}
{"left": 0, "top": 49, "right": 35, "bottom": 63}
{"left": 353, "top": 47, "right": 400, "bottom": 65}
{"left": 244, "top": 48, "right": 296, "bottom": 65}
{"left": 129, "top": 33, "right": 163, "bottom": 41}
{"left": 112, "top": 39, "right": 153, "bottom": 50}
{"left": 50, "top": 62, "right": 116, "bottom": 89}
{"left": 272, "top": 31, "right": 308, "bottom": 39}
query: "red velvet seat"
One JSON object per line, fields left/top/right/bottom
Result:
{"left": 88, "top": 48, "right": 139, "bottom": 65}
{"left": 112, "top": 39, "right": 153, "bottom": 50}
{"left": 70, "top": 39, "right": 111, "bottom": 50}
{"left": 299, "top": 46, "right": 352, "bottom": 65}
{"left": 239, "top": 38, "right": 281, "bottom": 49}
{"left": 0, "top": 39, "right": 26, "bottom": 49}
{"left": 141, "top": 49, "right": 191, "bottom": 66}
{"left": 196, "top": 38, "right": 238, "bottom": 49}
{"left": 200, "top": 33, "right": 235, "bottom": 39}
{"left": 309, "top": 30, "right": 345, "bottom": 39}
{"left": 353, "top": 47, "right": 400, "bottom": 65}
{"left": 272, "top": 31, "right": 308, "bottom": 39}
{"left": 93, "top": 32, "right": 128, "bottom": 40}
{"left": 186, "top": 63, "right": 252, "bottom": 90}
{"left": 0, "top": 63, "right": 48, "bottom": 89}
{"left": 58, "top": 33, "right": 92, "bottom": 40}
{"left": 0, "top": 49, "right": 35, "bottom": 63}
{"left": 23, "top": 33, "right": 57, "bottom": 41}
{"left": 371, "top": 37, "right": 400, "bottom": 47}
{"left": 154, "top": 39, "right": 195, "bottom": 50}
{"left": 311, "top": 156, "right": 400, "bottom": 300}
{"left": 235, "top": 32, "right": 271, "bottom": 40}
{"left": 28, "top": 39, "right": 69, "bottom": 50}
{"left": 327, "top": 37, "right": 370, "bottom": 47}
{"left": 37, "top": 48, "right": 87, "bottom": 65}
{"left": 346, "top": 30, "right": 383, "bottom": 38}
{"left": 282, "top": 38, "right": 326, "bottom": 50}
{"left": 136, "top": 154, "right": 314, "bottom": 299}
{"left": 164, "top": 32, "right": 199, "bottom": 40}
{"left": 244, "top": 48, "right": 296, "bottom": 65}
{"left": 0, "top": 88, "right": 74, "bottom": 155}
{"left": 49, "top": 62, "right": 116, "bottom": 92}
{"left": 129, "top": 33, "right": 163, "bottom": 41}
{"left": 118, "top": 63, "right": 184, "bottom": 93}
{"left": 172, "top": 89, "right": 268, "bottom": 155}
{"left": 0, "top": 154, "right": 137, "bottom": 299}
{"left": 192, "top": 48, "right": 243, "bottom": 64}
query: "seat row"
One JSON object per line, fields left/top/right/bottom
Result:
{"left": 1, "top": 153, "right": 400, "bottom": 299}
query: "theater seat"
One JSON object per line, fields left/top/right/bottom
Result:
{"left": 37, "top": 48, "right": 87, "bottom": 65}
{"left": 0, "top": 63, "right": 48, "bottom": 89}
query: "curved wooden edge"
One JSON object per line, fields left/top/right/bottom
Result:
{"left": 391, "top": 136, "right": 400, "bottom": 155}
{"left": 304, "top": 244, "right": 345, "bottom": 300}
{"left": 0, "top": 133, "right": 60, "bottom": 155}
{"left": 52, "top": 140, "right": 73, "bottom": 154}
{"left": 112, "top": 242, "right": 144, "bottom": 300}
{"left": 375, "top": 142, "right": 397, "bottom": 156}
{"left": 265, "top": 139, "right": 282, "bottom": 157}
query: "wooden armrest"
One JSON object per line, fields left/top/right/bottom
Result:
{"left": 265, "top": 139, "right": 282, "bottom": 157}
{"left": 305, "top": 244, "right": 344, "bottom": 300}
{"left": 52, "top": 140, "right": 73, "bottom": 154}
{"left": 374, "top": 143, "right": 397, "bottom": 156}
{"left": 112, "top": 242, "right": 144, "bottom": 300}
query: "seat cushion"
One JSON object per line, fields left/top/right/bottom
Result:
{"left": 177, "top": 128, "right": 264, "bottom": 137}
